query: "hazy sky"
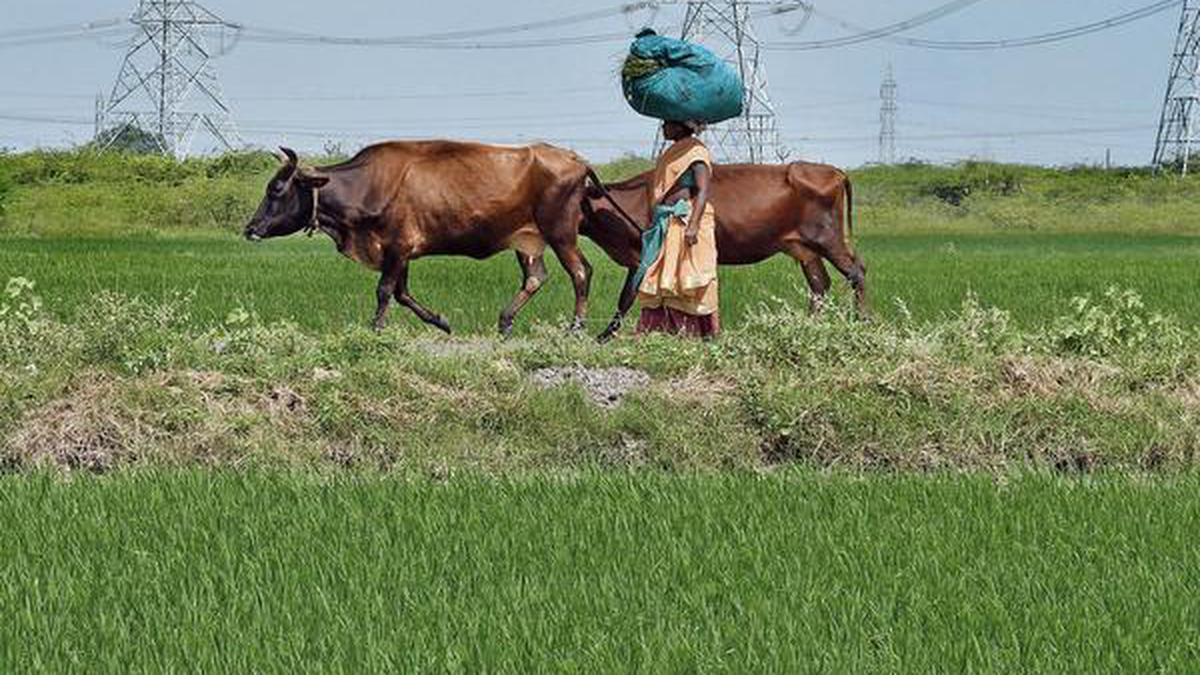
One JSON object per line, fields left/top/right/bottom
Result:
{"left": 0, "top": 1, "right": 1182, "bottom": 167}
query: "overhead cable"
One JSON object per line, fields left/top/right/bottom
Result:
{"left": 801, "top": 0, "right": 1181, "bottom": 51}
{"left": 764, "top": 0, "right": 988, "bottom": 50}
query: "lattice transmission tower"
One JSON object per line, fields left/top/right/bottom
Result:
{"left": 654, "top": 1, "right": 800, "bottom": 163}
{"left": 1153, "top": 0, "right": 1200, "bottom": 174}
{"left": 97, "top": 0, "right": 242, "bottom": 158}
{"left": 879, "top": 63, "right": 897, "bottom": 164}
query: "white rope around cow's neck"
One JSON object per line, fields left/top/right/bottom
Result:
{"left": 305, "top": 185, "right": 320, "bottom": 237}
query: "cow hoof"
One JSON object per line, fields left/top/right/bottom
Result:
{"left": 371, "top": 319, "right": 387, "bottom": 332}
{"left": 596, "top": 323, "right": 620, "bottom": 344}
{"left": 567, "top": 319, "right": 586, "bottom": 334}
{"left": 498, "top": 318, "right": 514, "bottom": 339}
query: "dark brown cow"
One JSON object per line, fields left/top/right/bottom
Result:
{"left": 246, "top": 141, "right": 615, "bottom": 335}
{"left": 582, "top": 162, "right": 867, "bottom": 340}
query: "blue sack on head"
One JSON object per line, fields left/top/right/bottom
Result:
{"left": 621, "top": 29, "right": 744, "bottom": 124}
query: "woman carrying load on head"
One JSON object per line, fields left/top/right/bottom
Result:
{"left": 633, "top": 119, "right": 720, "bottom": 339}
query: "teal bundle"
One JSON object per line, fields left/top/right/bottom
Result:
{"left": 621, "top": 29, "right": 744, "bottom": 124}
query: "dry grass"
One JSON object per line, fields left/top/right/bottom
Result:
{"left": 9, "top": 373, "right": 142, "bottom": 472}
{"left": 653, "top": 367, "right": 737, "bottom": 405}
{"left": 5, "top": 369, "right": 312, "bottom": 472}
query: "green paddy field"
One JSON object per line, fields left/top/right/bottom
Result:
{"left": 3, "top": 471, "right": 1199, "bottom": 672}
{"left": 3, "top": 229, "right": 1199, "bottom": 334}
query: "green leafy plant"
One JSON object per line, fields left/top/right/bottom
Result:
{"left": 1050, "top": 286, "right": 1184, "bottom": 357}
{"left": 0, "top": 165, "right": 11, "bottom": 220}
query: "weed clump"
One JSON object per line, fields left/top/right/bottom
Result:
{"left": 1050, "top": 286, "right": 1186, "bottom": 358}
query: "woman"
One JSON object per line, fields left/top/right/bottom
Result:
{"left": 634, "top": 119, "right": 720, "bottom": 338}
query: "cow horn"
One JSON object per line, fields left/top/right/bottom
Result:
{"left": 278, "top": 146, "right": 299, "bottom": 166}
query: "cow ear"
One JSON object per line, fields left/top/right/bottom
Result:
{"left": 278, "top": 146, "right": 299, "bottom": 166}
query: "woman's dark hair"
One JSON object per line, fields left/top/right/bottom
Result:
{"left": 664, "top": 120, "right": 695, "bottom": 138}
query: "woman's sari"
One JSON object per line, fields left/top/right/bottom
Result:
{"left": 635, "top": 136, "right": 720, "bottom": 338}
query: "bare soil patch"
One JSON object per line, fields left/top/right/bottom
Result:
{"left": 530, "top": 366, "right": 651, "bottom": 408}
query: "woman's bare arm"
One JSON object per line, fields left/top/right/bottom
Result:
{"left": 684, "top": 163, "right": 710, "bottom": 247}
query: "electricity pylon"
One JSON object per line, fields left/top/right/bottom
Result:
{"left": 651, "top": 1, "right": 801, "bottom": 163}
{"left": 97, "top": 0, "right": 242, "bottom": 158}
{"left": 879, "top": 63, "right": 897, "bottom": 164}
{"left": 1153, "top": 0, "right": 1200, "bottom": 174}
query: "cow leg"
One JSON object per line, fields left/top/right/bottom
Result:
{"left": 550, "top": 244, "right": 592, "bottom": 332}
{"left": 498, "top": 251, "right": 549, "bottom": 337}
{"left": 537, "top": 175, "right": 593, "bottom": 332}
{"left": 372, "top": 260, "right": 402, "bottom": 331}
{"left": 802, "top": 258, "right": 832, "bottom": 315}
{"left": 787, "top": 244, "right": 831, "bottom": 315}
{"left": 391, "top": 259, "right": 452, "bottom": 334}
{"left": 822, "top": 245, "right": 869, "bottom": 319}
{"left": 597, "top": 266, "right": 638, "bottom": 343}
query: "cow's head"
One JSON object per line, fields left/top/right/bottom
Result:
{"left": 244, "top": 147, "right": 330, "bottom": 241}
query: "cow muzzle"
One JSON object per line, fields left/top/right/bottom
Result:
{"left": 244, "top": 223, "right": 263, "bottom": 242}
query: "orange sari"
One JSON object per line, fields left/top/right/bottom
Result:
{"left": 636, "top": 137, "right": 720, "bottom": 337}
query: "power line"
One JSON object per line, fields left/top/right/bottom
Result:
{"left": 0, "top": 5, "right": 654, "bottom": 52}
{"left": 231, "top": 86, "right": 612, "bottom": 102}
{"left": 0, "top": 86, "right": 617, "bottom": 103}
{"left": 789, "top": 124, "right": 1154, "bottom": 144}
{"left": 239, "top": 3, "right": 649, "bottom": 43}
{"left": 806, "top": 0, "right": 1181, "bottom": 51}
{"left": 236, "top": 112, "right": 631, "bottom": 132}
{"left": 232, "top": 2, "right": 658, "bottom": 49}
{"left": 764, "top": 0, "right": 988, "bottom": 50}
{"left": 905, "top": 98, "right": 1153, "bottom": 119}
{"left": 0, "top": 92, "right": 98, "bottom": 101}
{"left": 0, "top": 28, "right": 132, "bottom": 49}
{"left": 0, "top": 18, "right": 123, "bottom": 40}
{"left": 0, "top": 112, "right": 93, "bottom": 125}
{"left": 903, "top": 100, "right": 1154, "bottom": 128}
{"left": 237, "top": 30, "right": 633, "bottom": 49}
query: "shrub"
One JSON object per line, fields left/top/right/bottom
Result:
{"left": 204, "top": 151, "right": 277, "bottom": 179}
{"left": 91, "top": 124, "right": 166, "bottom": 155}
{"left": 0, "top": 165, "right": 10, "bottom": 220}
{"left": 1049, "top": 287, "right": 1185, "bottom": 358}
{"left": 0, "top": 276, "right": 64, "bottom": 369}
{"left": 596, "top": 154, "right": 654, "bottom": 182}
{"left": 916, "top": 162, "right": 1024, "bottom": 206}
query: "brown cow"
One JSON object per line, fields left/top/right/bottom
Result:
{"left": 246, "top": 142, "right": 622, "bottom": 335}
{"left": 582, "top": 161, "right": 867, "bottom": 341}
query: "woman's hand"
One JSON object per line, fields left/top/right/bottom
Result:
{"left": 684, "top": 163, "right": 711, "bottom": 247}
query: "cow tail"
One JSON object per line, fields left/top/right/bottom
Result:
{"left": 586, "top": 167, "right": 643, "bottom": 233}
